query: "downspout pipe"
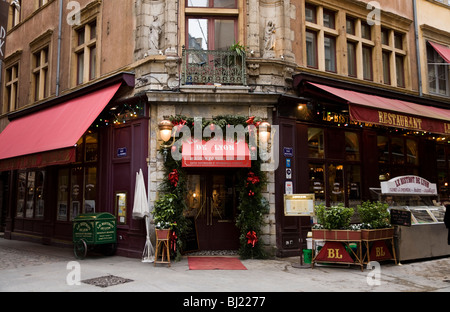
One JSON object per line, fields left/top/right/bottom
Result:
{"left": 56, "top": 0, "right": 63, "bottom": 96}
{"left": 413, "top": 0, "right": 423, "bottom": 97}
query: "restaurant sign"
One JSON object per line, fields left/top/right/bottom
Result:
{"left": 181, "top": 138, "right": 251, "bottom": 168}
{"left": 381, "top": 176, "right": 437, "bottom": 195}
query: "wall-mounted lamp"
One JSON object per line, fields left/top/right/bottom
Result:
{"left": 258, "top": 120, "right": 272, "bottom": 144}
{"left": 158, "top": 118, "right": 173, "bottom": 143}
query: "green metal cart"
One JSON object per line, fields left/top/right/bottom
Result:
{"left": 72, "top": 213, "right": 117, "bottom": 259}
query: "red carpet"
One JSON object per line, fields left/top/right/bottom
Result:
{"left": 188, "top": 257, "right": 247, "bottom": 270}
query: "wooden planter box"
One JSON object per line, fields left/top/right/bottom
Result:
{"left": 155, "top": 229, "right": 171, "bottom": 240}
{"left": 361, "top": 228, "right": 394, "bottom": 241}
{"left": 312, "top": 229, "right": 361, "bottom": 241}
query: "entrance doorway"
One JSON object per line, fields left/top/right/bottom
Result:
{"left": 186, "top": 172, "right": 240, "bottom": 250}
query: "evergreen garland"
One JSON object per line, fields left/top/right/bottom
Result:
{"left": 157, "top": 115, "right": 268, "bottom": 259}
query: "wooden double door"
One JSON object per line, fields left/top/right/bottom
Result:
{"left": 186, "top": 172, "right": 240, "bottom": 250}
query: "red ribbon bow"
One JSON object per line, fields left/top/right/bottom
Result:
{"left": 246, "top": 172, "right": 260, "bottom": 185}
{"left": 168, "top": 169, "right": 179, "bottom": 187}
{"left": 246, "top": 231, "right": 258, "bottom": 248}
{"left": 170, "top": 231, "right": 177, "bottom": 252}
{"left": 246, "top": 116, "right": 255, "bottom": 125}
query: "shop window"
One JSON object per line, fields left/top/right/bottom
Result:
{"left": 406, "top": 139, "right": 419, "bottom": 165}
{"left": 85, "top": 167, "right": 97, "bottom": 214}
{"left": 308, "top": 127, "right": 324, "bottom": 158}
{"left": 328, "top": 164, "right": 344, "bottom": 206}
{"left": 345, "top": 132, "right": 360, "bottom": 161}
{"left": 437, "top": 170, "right": 449, "bottom": 199}
{"left": 309, "top": 164, "right": 325, "bottom": 206}
{"left": 16, "top": 170, "right": 45, "bottom": 219}
{"left": 437, "top": 145, "right": 446, "bottom": 168}
{"left": 57, "top": 132, "right": 98, "bottom": 222}
{"left": 377, "top": 136, "right": 389, "bottom": 163}
{"left": 347, "top": 165, "right": 361, "bottom": 207}
{"left": 57, "top": 169, "right": 69, "bottom": 221}
{"left": 16, "top": 172, "right": 26, "bottom": 218}
{"left": 391, "top": 137, "right": 405, "bottom": 165}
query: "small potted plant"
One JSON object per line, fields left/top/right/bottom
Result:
{"left": 357, "top": 201, "right": 394, "bottom": 240}
{"left": 312, "top": 204, "right": 361, "bottom": 241}
{"left": 153, "top": 193, "right": 178, "bottom": 240}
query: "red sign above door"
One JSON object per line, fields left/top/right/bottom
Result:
{"left": 182, "top": 138, "right": 251, "bottom": 168}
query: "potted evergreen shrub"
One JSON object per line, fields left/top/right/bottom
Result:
{"left": 312, "top": 204, "right": 361, "bottom": 241}
{"left": 357, "top": 201, "right": 394, "bottom": 240}
{"left": 153, "top": 193, "right": 178, "bottom": 240}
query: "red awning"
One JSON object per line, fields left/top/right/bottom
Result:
{"left": 429, "top": 41, "right": 450, "bottom": 63}
{"left": 0, "top": 83, "right": 121, "bottom": 170}
{"left": 182, "top": 138, "right": 251, "bottom": 168}
{"left": 307, "top": 82, "right": 450, "bottom": 134}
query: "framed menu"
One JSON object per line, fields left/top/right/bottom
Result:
{"left": 284, "top": 194, "right": 315, "bottom": 217}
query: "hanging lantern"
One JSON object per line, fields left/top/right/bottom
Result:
{"left": 158, "top": 118, "right": 173, "bottom": 142}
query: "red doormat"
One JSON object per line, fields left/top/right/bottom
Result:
{"left": 188, "top": 257, "right": 247, "bottom": 270}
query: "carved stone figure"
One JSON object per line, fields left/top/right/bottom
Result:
{"left": 263, "top": 20, "right": 276, "bottom": 57}
{"left": 149, "top": 15, "right": 162, "bottom": 51}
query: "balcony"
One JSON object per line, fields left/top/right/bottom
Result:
{"left": 181, "top": 47, "right": 247, "bottom": 86}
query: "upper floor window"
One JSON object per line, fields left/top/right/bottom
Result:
{"left": 186, "top": 0, "right": 236, "bottom": 8}
{"left": 305, "top": 3, "right": 338, "bottom": 72}
{"left": 4, "top": 63, "right": 19, "bottom": 112}
{"left": 427, "top": 42, "right": 449, "bottom": 96}
{"left": 37, "top": 0, "right": 49, "bottom": 8}
{"left": 74, "top": 20, "right": 97, "bottom": 85}
{"left": 186, "top": 17, "right": 237, "bottom": 51}
{"left": 9, "top": 0, "right": 21, "bottom": 28}
{"left": 381, "top": 28, "right": 407, "bottom": 87}
{"left": 32, "top": 46, "right": 49, "bottom": 102}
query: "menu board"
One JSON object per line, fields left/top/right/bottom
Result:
{"left": 284, "top": 194, "right": 315, "bottom": 216}
{"left": 390, "top": 209, "right": 412, "bottom": 227}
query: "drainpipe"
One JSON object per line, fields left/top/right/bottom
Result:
{"left": 413, "top": 0, "right": 423, "bottom": 97}
{"left": 56, "top": 0, "right": 63, "bottom": 96}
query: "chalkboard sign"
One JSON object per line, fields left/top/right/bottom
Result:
{"left": 390, "top": 209, "right": 412, "bottom": 227}
{"left": 184, "top": 217, "right": 199, "bottom": 252}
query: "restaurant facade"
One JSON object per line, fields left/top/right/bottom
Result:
{"left": 1, "top": 0, "right": 450, "bottom": 259}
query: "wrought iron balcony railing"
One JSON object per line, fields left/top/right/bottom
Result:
{"left": 181, "top": 47, "right": 247, "bottom": 86}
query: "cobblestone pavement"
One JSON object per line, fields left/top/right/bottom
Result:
{"left": 1, "top": 238, "right": 450, "bottom": 294}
